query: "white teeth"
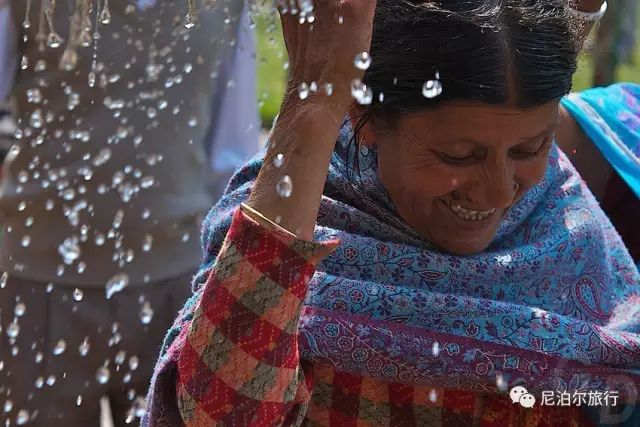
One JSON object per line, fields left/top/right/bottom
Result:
{"left": 446, "top": 202, "right": 495, "bottom": 221}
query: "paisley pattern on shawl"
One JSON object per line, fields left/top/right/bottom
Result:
{"left": 194, "top": 118, "right": 640, "bottom": 398}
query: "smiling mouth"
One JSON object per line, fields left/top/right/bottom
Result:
{"left": 443, "top": 200, "right": 496, "bottom": 222}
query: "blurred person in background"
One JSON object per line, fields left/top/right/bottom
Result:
{"left": 590, "top": 0, "right": 637, "bottom": 86}
{"left": 0, "top": 0, "right": 259, "bottom": 425}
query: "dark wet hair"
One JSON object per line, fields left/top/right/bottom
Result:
{"left": 356, "top": 0, "right": 580, "bottom": 128}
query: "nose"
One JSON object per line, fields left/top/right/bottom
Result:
{"left": 468, "top": 162, "right": 518, "bottom": 210}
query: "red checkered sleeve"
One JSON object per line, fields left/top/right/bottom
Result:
{"left": 176, "top": 205, "right": 339, "bottom": 426}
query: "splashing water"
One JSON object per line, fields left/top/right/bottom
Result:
{"left": 14, "top": 302, "right": 26, "bottom": 317}
{"left": 354, "top": 52, "right": 371, "bottom": 71}
{"left": 53, "top": 339, "right": 66, "bottom": 355}
{"left": 129, "top": 355, "right": 139, "bottom": 371}
{"left": 298, "top": 82, "right": 310, "bottom": 100}
{"left": 16, "top": 410, "right": 30, "bottom": 425}
{"left": 78, "top": 337, "right": 90, "bottom": 356}
{"left": 184, "top": 0, "right": 197, "bottom": 29}
{"left": 431, "top": 341, "right": 440, "bottom": 357}
{"left": 276, "top": 175, "right": 293, "bottom": 198}
{"left": 105, "top": 273, "right": 129, "bottom": 299}
{"left": 58, "top": 237, "right": 81, "bottom": 264}
{"left": 273, "top": 153, "right": 284, "bottom": 168}
{"left": 139, "top": 301, "right": 154, "bottom": 324}
{"left": 96, "top": 366, "right": 110, "bottom": 384}
{"left": 422, "top": 72, "right": 443, "bottom": 99}
{"left": 350, "top": 79, "right": 373, "bottom": 105}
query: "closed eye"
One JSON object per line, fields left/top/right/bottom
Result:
{"left": 509, "top": 138, "right": 550, "bottom": 160}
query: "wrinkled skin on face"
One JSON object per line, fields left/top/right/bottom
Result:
{"left": 359, "top": 101, "right": 559, "bottom": 255}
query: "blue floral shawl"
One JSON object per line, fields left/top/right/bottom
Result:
{"left": 146, "top": 85, "right": 640, "bottom": 425}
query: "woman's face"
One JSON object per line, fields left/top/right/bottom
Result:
{"left": 366, "top": 101, "right": 559, "bottom": 255}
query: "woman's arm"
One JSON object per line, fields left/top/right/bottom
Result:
{"left": 247, "top": 0, "right": 377, "bottom": 241}
{"left": 145, "top": 2, "right": 378, "bottom": 426}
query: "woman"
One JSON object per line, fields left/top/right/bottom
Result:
{"left": 145, "top": 0, "right": 640, "bottom": 425}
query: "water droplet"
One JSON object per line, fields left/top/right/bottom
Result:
{"left": 429, "top": 389, "right": 438, "bottom": 403}
{"left": 88, "top": 71, "right": 96, "bottom": 88}
{"left": 34, "top": 59, "right": 47, "bottom": 72}
{"left": 96, "top": 366, "right": 110, "bottom": 384}
{"left": 29, "top": 109, "right": 43, "bottom": 128}
{"left": 140, "top": 176, "right": 155, "bottom": 189}
{"left": 276, "top": 175, "right": 293, "bottom": 198}
{"left": 125, "top": 4, "right": 136, "bottom": 14}
{"left": 35, "top": 352, "right": 43, "bottom": 363}
{"left": 78, "top": 337, "right": 90, "bottom": 356}
{"left": 431, "top": 341, "right": 440, "bottom": 357}
{"left": 60, "top": 48, "right": 78, "bottom": 71}
{"left": 115, "top": 350, "right": 126, "bottom": 365}
{"left": 93, "top": 148, "right": 112, "bottom": 166}
{"left": 99, "top": 6, "right": 112, "bottom": 25}
{"left": 184, "top": 12, "right": 197, "bottom": 29}
{"left": 350, "top": 79, "right": 373, "bottom": 105}
{"left": 20, "top": 55, "right": 28, "bottom": 70}
{"left": 187, "top": 117, "right": 198, "bottom": 127}
{"left": 94, "top": 234, "right": 105, "bottom": 246}
{"left": 379, "top": 92, "right": 385, "bottom": 103}
{"left": 26, "top": 88, "right": 42, "bottom": 104}
{"left": 128, "top": 356, "right": 139, "bottom": 371}
{"left": 14, "top": 302, "right": 26, "bottom": 317}
{"left": 298, "top": 82, "right": 310, "bottom": 100}
{"left": 46, "top": 374, "right": 56, "bottom": 386}
{"left": 53, "top": 339, "right": 66, "bottom": 355}
{"left": 16, "top": 409, "right": 29, "bottom": 425}
{"left": 495, "top": 373, "right": 508, "bottom": 392}
{"left": 58, "top": 238, "right": 81, "bottom": 264}
{"left": 422, "top": 79, "right": 443, "bottom": 99}
{"left": 76, "top": 395, "right": 82, "bottom": 406}
{"left": 273, "top": 153, "right": 284, "bottom": 168}
{"left": 142, "top": 234, "right": 153, "bottom": 252}
{"left": 62, "top": 188, "right": 76, "bottom": 201}
{"left": 3, "top": 400, "right": 13, "bottom": 413}
{"left": 105, "top": 273, "right": 129, "bottom": 299}
{"left": 73, "top": 288, "right": 83, "bottom": 302}
{"left": 354, "top": 52, "right": 371, "bottom": 70}
{"left": 21, "top": 235, "right": 31, "bottom": 247}
{"left": 139, "top": 301, "right": 153, "bottom": 324}
{"left": 324, "top": 83, "right": 334, "bottom": 96}
{"left": 47, "top": 32, "right": 64, "bottom": 48}
{"left": 184, "top": 63, "right": 193, "bottom": 74}
{"left": 0, "top": 272, "right": 7, "bottom": 288}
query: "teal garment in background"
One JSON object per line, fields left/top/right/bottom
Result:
{"left": 561, "top": 83, "right": 640, "bottom": 199}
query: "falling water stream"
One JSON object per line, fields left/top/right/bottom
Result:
{"left": 0, "top": 0, "right": 447, "bottom": 424}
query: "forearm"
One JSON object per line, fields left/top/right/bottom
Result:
{"left": 247, "top": 94, "right": 349, "bottom": 241}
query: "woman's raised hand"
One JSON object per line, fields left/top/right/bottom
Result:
{"left": 279, "top": 0, "right": 377, "bottom": 111}
{"left": 247, "top": 1, "right": 377, "bottom": 241}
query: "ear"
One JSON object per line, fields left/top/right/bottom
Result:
{"left": 348, "top": 104, "right": 377, "bottom": 147}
